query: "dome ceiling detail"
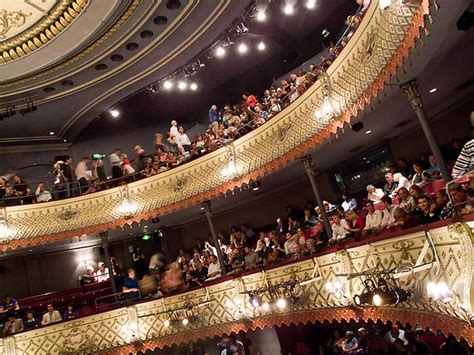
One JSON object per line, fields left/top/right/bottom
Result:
{"left": 0, "top": 0, "right": 87, "bottom": 63}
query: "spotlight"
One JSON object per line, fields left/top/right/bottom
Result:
{"left": 190, "top": 83, "right": 198, "bottom": 91}
{"left": 182, "top": 318, "right": 189, "bottom": 326}
{"left": 177, "top": 81, "right": 187, "bottom": 90}
{"left": 237, "top": 43, "right": 248, "bottom": 54}
{"left": 373, "top": 288, "right": 411, "bottom": 306}
{"left": 215, "top": 46, "right": 226, "bottom": 57}
{"left": 306, "top": 0, "right": 316, "bottom": 9}
{"left": 276, "top": 298, "right": 287, "bottom": 309}
{"left": 49, "top": 131, "right": 55, "bottom": 135}
{"left": 163, "top": 319, "right": 170, "bottom": 327}
{"left": 283, "top": 4, "right": 294, "bottom": 15}
{"left": 257, "top": 41, "right": 266, "bottom": 51}
{"left": 262, "top": 302, "right": 270, "bottom": 312}
{"left": 353, "top": 291, "right": 373, "bottom": 306}
{"left": 110, "top": 109, "right": 120, "bottom": 118}
{"left": 429, "top": 88, "right": 437, "bottom": 93}
{"left": 251, "top": 181, "right": 261, "bottom": 191}
{"left": 256, "top": 9, "right": 266, "bottom": 21}
{"left": 163, "top": 80, "right": 173, "bottom": 90}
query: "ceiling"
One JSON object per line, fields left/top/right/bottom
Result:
{"left": 1, "top": 0, "right": 472, "bottom": 259}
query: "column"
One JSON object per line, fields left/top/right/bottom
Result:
{"left": 201, "top": 200, "right": 227, "bottom": 275}
{"left": 401, "top": 80, "right": 451, "bottom": 182}
{"left": 301, "top": 155, "right": 333, "bottom": 239}
{"left": 100, "top": 232, "right": 118, "bottom": 294}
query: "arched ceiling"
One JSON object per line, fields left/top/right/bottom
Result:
{"left": 0, "top": 0, "right": 251, "bottom": 144}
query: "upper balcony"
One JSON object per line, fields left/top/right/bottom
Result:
{"left": 0, "top": 0, "right": 435, "bottom": 252}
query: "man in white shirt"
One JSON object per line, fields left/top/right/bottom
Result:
{"left": 175, "top": 126, "right": 191, "bottom": 151}
{"left": 366, "top": 185, "right": 384, "bottom": 204}
{"left": 169, "top": 120, "right": 179, "bottom": 138}
{"left": 206, "top": 255, "right": 222, "bottom": 281}
{"left": 385, "top": 325, "right": 408, "bottom": 345}
{"left": 380, "top": 196, "right": 396, "bottom": 229}
{"left": 41, "top": 304, "right": 62, "bottom": 325}
{"left": 75, "top": 157, "right": 94, "bottom": 194}
{"left": 341, "top": 193, "right": 358, "bottom": 212}
{"left": 330, "top": 214, "right": 350, "bottom": 243}
{"left": 363, "top": 201, "right": 383, "bottom": 236}
{"left": 390, "top": 173, "right": 411, "bottom": 198}
{"left": 94, "top": 262, "right": 110, "bottom": 282}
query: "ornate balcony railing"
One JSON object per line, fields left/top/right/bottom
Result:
{"left": 1, "top": 221, "right": 472, "bottom": 354}
{"left": 0, "top": 0, "right": 431, "bottom": 251}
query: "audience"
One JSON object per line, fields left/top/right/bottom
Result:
{"left": 41, "top": 304, "right": 62, "bottom": 325}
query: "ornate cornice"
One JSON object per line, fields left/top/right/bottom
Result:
{"left": 4, "top": 225, "right": 473, "bottom": 354}
{"left": 0, "top": 0, "right": 430, "bottom": 251}
{"left": 0, "top": 0, "right": 88, "bottom": 63}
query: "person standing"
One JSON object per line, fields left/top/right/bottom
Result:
{"left": 75, "top": 157, "right": 93, "bottom": 195}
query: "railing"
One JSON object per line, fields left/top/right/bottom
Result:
{"left": 1, "top": 221, "right": 472, "bottom": 354}
{"left": 0, "top": 0, "right": 430, "bottom": 251}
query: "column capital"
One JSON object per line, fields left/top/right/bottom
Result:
{"left": 301, "top": 155, "right": 314, "bottom": 176}
{"left": 401, "top": 79, "right": 422, "bottom": 110}
{"left": 201, "top": 199, "right": 212, "bottom": 217}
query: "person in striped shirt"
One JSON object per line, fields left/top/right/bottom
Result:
{"left": 452, "top": 139, "right": 474, "bottom": 179}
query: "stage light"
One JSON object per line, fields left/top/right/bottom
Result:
{"left": 182, "top": 318, "right": 189, "bottom": 326}
{"left": 373, "top": 288, "right": 411, "bottom": 306}
{"left": 215, "top": 46, "right": 226, "bottom": 57}
{"left": 163, "top": 319, "right": 170, "bottom": 327}
{"left": 190, "top": 83, "right": 198, "bottom": 91}
{"left": 283, "top": 4, "right": 294, "bottom": 15}
{"left": 373, "top": 293, "right": 383, "bottom": 306}
{"left": 177, "top": 81, "right": 187, "bottom": 90}
{"left": 163, "top": 80, "right": 173, "bottom": 90}
{"left": 110, "top": 109, "right": 120, "bottom": 118}
{"left": 306, "top": 0, "right": 316, "bottom": 9}
{"left": 257, "top": 41, "right": 266, "bottom": 51}
{"left": 276, "top": 298, "right": 287, "bottom": 309}
{"left": 262, "top": 302, "right": 270, "bottom": 312}
{"left": 353, "top": 291, "right": 373, "bottom": 306}
{"left": 429, "top": 88, "right": 437, "bottom": 93}
{"left": 49, "top": 131, "right": 55, "bottom": 135}
{"left": 256, "top": 9, "right": 266, "bottom": 22}
{"left": 237, "top": 43, "right": 248, "bottom": 54}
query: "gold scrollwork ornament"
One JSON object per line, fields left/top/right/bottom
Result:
{"left": 0, "top": 9, "right": 32, "bottom": 38}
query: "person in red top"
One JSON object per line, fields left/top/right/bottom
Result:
{"left": 242, "top": 93, "right": 258, "bottom": 109}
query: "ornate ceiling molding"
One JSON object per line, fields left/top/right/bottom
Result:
{"left": 3, "top": 224, "right": 472, "bottom": 354}
{"left": 0, "top": 0, "right": 88, "bottom": 63}
{"left": 0, "top": 0, "right": 430, "bottom": 251}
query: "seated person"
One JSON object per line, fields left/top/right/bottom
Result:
{"left": 304, "top": 238, "right": 318, "bottom": 255}
{"left": 94, "top": 262, "right": 110, "bottom": 282}
{"left": 81, "top": 265, "right": 96, "bottom": 286}
{"left": 206, "top": 255, "right": 222, "bottom": 280}
{"left": 41, "top": 304, "right": 62, "bottom": 325}
{"left": 363, "top": 201, "right": 383, "bottom": 236}
{"left": 383, "top": 172, "right": 399, "bottom": 196}
{"left": 425, "top": 154, "right": 441, "bottom": 180}
{"left": 122, "top": 268, "right": 140, "bottom": 299}
{"left": 24, "top": 310, "right": 39, "bottom": 330}
{"left": 302, "top": 208, "right": 318, "bottom": 228}
{"left": 266, "top": 239, "right": 286, "bottom": 264}
{"left": 329, "top": 213, "right": 350, "bottom": 243}
{"left": 344, "top": 210, "right": 365, "bottom": 237}
{"left": 391, "top": 173, "right": 411, "bottom": 198}
{"left": 380, "top": 196, "right": 396, "bottom": 229}
{"left": 243, "top": 245, "right": 260, "bottom": 269}
{"left": 255, "top": 231, "right": 271, "bottom": 249}
{"left": 433, "top": 189, "right": 452, "bottom": 220}
{"left": 284, "top": 232, "right": 299, "bottom": 255}
{"left": 0, "top": 293, "right": 20, "bottom": 321}
{"left": 341, "top": 193, "right": 357, "bottom": 212}
{"left": 397, "top": 188, "right": 417, "bottom": 215}
{"left": 186, "top": 260, "right": 208, "bottom": 287}
{"left": 366, "top": 184, "right": 384, "bottom": 204}
{"left": 416, "top": 195, "right": 439, "bottom": 224}
{"left": 448, "top": 183, "right": 473, "bottom": 217}
{"left": 63, "top": 304, "right": 79, "bottom": 320}
{"left": 411, "top": 162, "right": 425, "bottom": 186}
{"left": 2, "top": 313, "right": 24, "bottom": 336}
{"left": 228, "top": 247, "right": 245, "bottom": 274}
{"left": 256, "top": 240, "right": 270, "bottom": 264}
{"left": 291, "top": 244, "right": 304, "bottom": 260}
{"left": 393, "top": 207, "right": 420, "bottom": 230}
{"left": 342, "top": 331, "right": 359, "bottom": 353}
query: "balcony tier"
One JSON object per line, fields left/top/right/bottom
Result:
{"left": 0, "top": 0, "right": 429, "bottom": 251}
{"left": 0, "top": 220, "right": 472, "bottom": 354}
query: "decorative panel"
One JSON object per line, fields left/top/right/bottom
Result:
{"left": 0, "top": 0, "right": 430, "bottom": 251}
{"left": 4, "top": 223, "right": 473, "bottom": 354}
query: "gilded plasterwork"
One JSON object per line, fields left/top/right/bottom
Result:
{"left": 0, "top": 0, "right": 88, "bottom": 63}
{"left": 0, "top": 0, "right": 430, "bottom": 251}
{"left": 3, "top": 225, "right": 472, "bottom": 354}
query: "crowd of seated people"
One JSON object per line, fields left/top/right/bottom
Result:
{"left": 0, "top": 4, "right": 369, "bottom": 208}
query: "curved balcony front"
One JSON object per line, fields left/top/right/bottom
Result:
{"left": 0, "top": 0, "right": 430, "bottom": 251}
{"left": 0, "top": 220, "right": 472, "bottom": 354}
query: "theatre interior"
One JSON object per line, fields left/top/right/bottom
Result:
{"left": 1, "top": 0, "right": 474, "bottom": 354}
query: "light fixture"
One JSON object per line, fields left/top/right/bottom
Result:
{"left": 306, "top": 0, "right": 316, "bottom": 9}
{"left": 110, "top": 109, "right": 120, "bottom": 118}
{"left": 163, "top": 319, "right": 170, "bottom": 328}
{"left": 429, "top": 88, "right": 437, "bottom": 93}
{"left": 49, "top": 131, "right": 55, "bottom": 135}
{"left": 256, "top": 9, "right": 266, "bottom": 21}
{"left": 190, "top": 83, "right": 198, "bottom": 91}
{"left": 63, "top": 139, "right": 67, "bottom": 142}
{"left": 177, "top": 81, "right": 187, "bottom": 90}
{"left": 365, "top": 130, "right": 372, "bottom": 134}
{"left": 257, "top": 41, "right": 266, "bottom": 51}
{"left": 215, "top": 46, "right": 226, "bottom": 57}
{"left": 262, "top": 302, "right": 270, "bottom": 312}
{"left": 283, "top": 4, "right": 294, "bottom": 15}
{"left": 373, "top": 288, "right": 411, "bottom": 306}
{"left": 276, "top": 298, "right": 287, "bottom": 309}
{"left": 181, "top": 318, "right": 189, "bottom": 326}
{"left": 379, "top": 0, "right": 392, "bottom": 10}
{"left": 237, "top": 43, "right": 248, "bottom": 54}
{"left": 163, "top": 80, "right": 173, "bottom": 90}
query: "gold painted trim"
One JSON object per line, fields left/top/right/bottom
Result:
{"left": 0, "top": 0, "right": 88, "bottom": 63}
